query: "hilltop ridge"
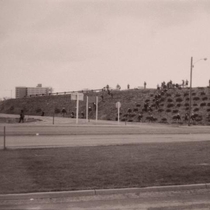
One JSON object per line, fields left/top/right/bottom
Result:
{"left": 0, "top": 87, "right": 210, "bottom": 125}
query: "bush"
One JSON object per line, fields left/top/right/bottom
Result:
{"left": 208, "top": 103, "right": 210, "bottom": 106}
{"left": 194, "top": 108, "right": 199, "bottom": 112}
{"left": 166, "top": 93, "right": 171, "bottom": 97}
{"left": 201, "top": 92, "right": 206, "bottom": 96}
{"left": 167, "top": 98, "right": 173, "bottom": 102}
{"left": 136, "top": 103, "right": 141, "bottom": 107}
{"left": 192, "top": 93, "right": 196, "bottom": 96}
{"left": 200, "top": 103, "right": 206, "bottom": 107}
{"left": 161, "top": 118, "right": 167, "bottom": 122}
{"left": 184, "top": 93, "right": 188, "bottom": 97}
{"left": 129, "top": 113, "right": 135, "bottom": 117}
{"left": 36, "top": 108, "right": 42, "bottom": 113}
{"left": 185, "top": 107, "right": 189, "bottom": 110}
{"left": 9, "top": 106, "right": 14, "bottom": 111}
{"left": 166, "top": 109, "right": 171, "bottom": 112}
{"left": 158, "top": 109, "right": 164, "bottom": 112}
{"left": 176, "top": 104, "right": 181, "bottom": 107}
{"left": 176, "top": 98, "right": 183, "bottom": 102}
{"left": 184, "top": 103, "right": 189, "bottom": 107}
{"left": 186, "top": 98, "right": 189, "bottom": 101}
{"left": 128, "top": 119, "right": 133, "bottom": 122}
{"left": 207, "top": 109, "right": 210, "bottom": 112}
{"left": 55, "top": 108, "right": 60, "bottom": 114}
{"left": 176, "top": 94, "right": 181, "bottom": 97}
{"left": 133, "top": 108, "right": 138, "bottom": 112}
{"left": 167, "top": 104, "right": 174, "bottom": 108}
{"left": 193, "top": 97, "right": 200, "bottom": 101}
{"left": 160, "top": 103, "right": 164, "bottom": 107}
{"left": 202, "top": 97, "right": 208, "bottom": 101}
{"left": 172, "top": 110, "right": 178, "bottom": 113}
{"left": 193, "top": 103, "right": 198, "bottom": 106}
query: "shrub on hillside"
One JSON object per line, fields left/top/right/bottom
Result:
{"left": 128, "top": 119, "right": 133, "bottom": 122}
{"left": 200, "top": 103, "right": 206, "bottom": 107}
{"left": 193, "top": 97, "right": 200, "bottom": 101}
{"left": 145, "top": 99, "right": 150, "bottom": 103}
{"left": 133, "top": 108, "right": 138, "bottom": 112}
{"left": 55, "top": 108, "right": 60, "bottom": 114}
{"left": 176, "top": 104, "right": 181, "bottom": 107}
{"left": 175, "top": 94, "right": 181, "bottom": 97}
{"left": 136, "top": 103, "right": 141, "bottom": 107}
{"left": 202, "top": 97, "right": 208, "bottom": 101}
{"left": 167, "top": 104, "right": 174, "bottom": 108}
{"left": 36, "top": 108, "right": 42, "bottom": 113}
{"left": 166, "top": 109, "right": 171, "bottom": 112}
{"left": 172, "top": 110, "right": 178, "bottom": 113}
{"left": 9, "top": 106, "right": 14, "bottom": 111}
{"left": 186, "top": 97, "right": 189, "bottom": 101}
{"left": 201, "top": 92, "right": 206, "bottom": 96}
{"left": 194, "top": 108, "right": 199, "bottom": 112}
{"left": 160, "top": 118, "right": 167, "bottom": 123}
{"left": 192, "top": 93, "right": 196, "bottom": 96}
{"left": 184, "top": 103, "right": 189, "bottom": 107}
{"left": 208, "top": 103, "right": 210, "bottom": 106}
{"left": 207, "top": 109, "right": 210, "bottom": 112}
{"left": 176, "top": 98, "right": 183, "bottom": 102}
{"left": 129, "top": 113, "right": 135, "bottom": 117}
{"left": 185, "top": 107, "right": 189, "bottom": 110}
{"left": 184, "top": 93, "right": 188, "bottom": 97}
{"left": 127, "top": 108, "right": 132, "bottom": 113}
{"left": 166, "top": 93, "right": 171, "bottom": 97}
{"left": 193, "top": 103, "right": 198, "bottom": 106}
{"left": 167, "top": 98, "right": 173, "bottom": 102}
{"left": 158, "top": 108, "right": 164, "bottom": 112}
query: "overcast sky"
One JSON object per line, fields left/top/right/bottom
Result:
{"left": 0, "top": 0, "right": 210, "bottom": 98}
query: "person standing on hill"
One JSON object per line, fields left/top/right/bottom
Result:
{"left": 144, "top": 82, "right": 147, "bottom": 89}
{"left": 19, "top": 110, "right": 24, "bottom": 123}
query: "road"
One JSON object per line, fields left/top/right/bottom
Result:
{"left": 1, "top": 188, "right": 210, "bottom": 209}
{"left": 1, "top": 133, "right": 210, "bottom": 149}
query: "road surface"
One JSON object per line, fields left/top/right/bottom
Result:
{"left": 1, "top": 188, "right": 210, "bottom": 209}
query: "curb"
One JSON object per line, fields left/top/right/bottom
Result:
{"left": 0, "top": 183, "right": 210, "bottom": 200}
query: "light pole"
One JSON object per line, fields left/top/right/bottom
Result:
{"left": 188, "top": 57, "right": 207, "bottom": 126}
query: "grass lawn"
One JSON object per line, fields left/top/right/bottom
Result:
{"left": 1, "top": 141, "right": 210, "bottom": 194}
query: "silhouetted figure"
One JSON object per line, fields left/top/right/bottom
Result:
{"left": 61, "top": 107, "right": 67, "bottom": 117}
{"left": 41, "top": 111, "right": 45, "bottom": 116}
{"left": 19, "top": 110, "right": 24, "bottom": 123}
{"left": 144, "top": 82, "right": 147, "bottom": 89}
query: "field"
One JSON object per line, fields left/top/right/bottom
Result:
{"left": 1, "top": 141, "right": 210, "bottom": 194}
{"left": 0, "top": 114, "right": 210, "bottom": 194}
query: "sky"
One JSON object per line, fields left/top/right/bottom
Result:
{"left": 0, "top": 0, "right": 210, "bottom": 98}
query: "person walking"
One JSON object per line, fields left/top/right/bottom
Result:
{"left": 19, "top": 110, "right": 24, "bottom": 123}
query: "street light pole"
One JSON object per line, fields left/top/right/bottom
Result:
{"left": 188, "top": 57, "right": 207, "bottom": 126}
{"left": 188, "top": 57, "right": 193, "bottom": 126}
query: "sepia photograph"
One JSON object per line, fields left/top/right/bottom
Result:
{"left": 0, "top": 0, "right": 210, "bottom": 209}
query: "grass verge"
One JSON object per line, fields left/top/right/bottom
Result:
{"left": 1, "top": 141, "right": 210, "bottom": 194}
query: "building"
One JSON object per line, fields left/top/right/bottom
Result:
{"left": 15, "top": 84, "right": 50, "bottom": 98}
{"left": 15, "top": 87, "right": 27, "bottom": 98}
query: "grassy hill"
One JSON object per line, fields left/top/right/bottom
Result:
{"left": 0, "top": 87, "right": 210, "bottom": 125}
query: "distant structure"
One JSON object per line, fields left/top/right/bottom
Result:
{"left": 15, "top": 84, "right": 51, "bottom": 98}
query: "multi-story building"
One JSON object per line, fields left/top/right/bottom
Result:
{"left": 15, "top": 84, "right": 50, "bottom": 98}
{"left": 15, "top": 87, "right": 27, "bottom": 98}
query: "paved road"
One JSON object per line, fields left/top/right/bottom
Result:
{"left": 0, "top": 113, "right": 210, "bottom": 149}
{"left": 1, "top": 133, "right": 210, "bottom": 149}
{"left": 1, "top": 188, "right": 210, "bottom": 209}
